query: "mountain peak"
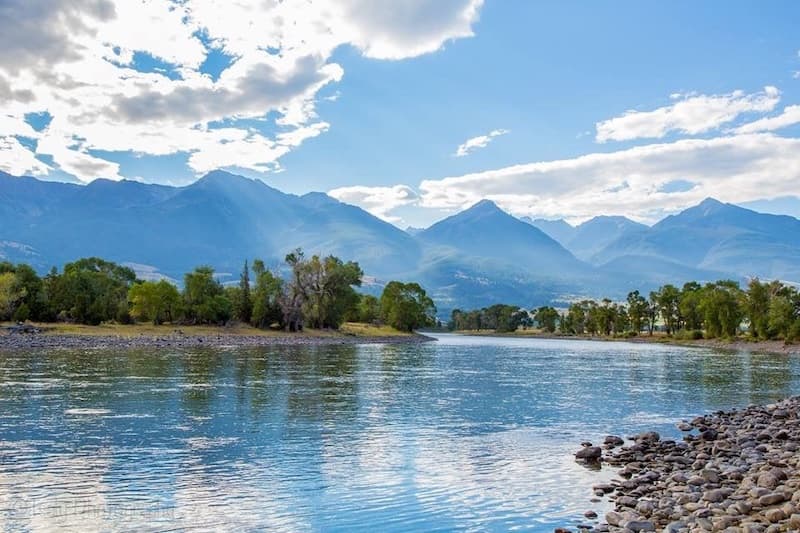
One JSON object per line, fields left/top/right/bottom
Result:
{"left": 698, "top": 197, "right": 725, "bottom": 208}
{"left": 466, "top": 199, "right": 503, "bottom": 214}
{"left": 300, "top": 191, "right": 340, "bottom": 208}
{"left": 197, "top": 169, "right": 250, "bottom": 184}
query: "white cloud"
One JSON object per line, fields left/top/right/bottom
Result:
{"left": 0, "top": 136, "right": 50, "bottom": 176}
{"left": 734, "top": 105, "right": 800, "bottom": 134}
{"left": 0, "top": 0, "right": 484, "bottom": 182}
{"left": 332, "top": 0, "right": 484, "bottom": 60}
{"left": 596, "top": 86, "right": 780, "bottom": 142}
{"left": 454, "top": 129, "right": 509, "bottom": 157}
{"left": 328, "top": 184, "right": 419, "bottom": 223}
{"left": 417, "top": 133, "right": 800, "bottom": 223}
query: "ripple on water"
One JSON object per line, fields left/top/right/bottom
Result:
{"left": 64, "top": 408, "right": 112, "bottom": 416}
{"left": 0, "top": 336, "right": 799, "bottom": 531}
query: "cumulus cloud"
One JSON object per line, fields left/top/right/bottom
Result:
{"left": 0, "top": 0, "right": 484, "bottom": 182}
{"left": 734, "top": 105, "right": 800, "bottom": 134}
{"left": 595, "top": 87, "right": 780, "bottom": 143}
{"left": 454, "top": 129, "right": 509, "bottom": 157}
{"left": 328, "top": 184, "right": 419, "bottom": 223}
{"left": 417, "top": 133, "right": 800, "bottom": 223}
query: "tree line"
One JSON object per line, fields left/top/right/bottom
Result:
{"left": 449, "top": 279, "right": 800, "bottom": 341}
{"left": 0, "top": 251, "right": 437, "bottom": 332}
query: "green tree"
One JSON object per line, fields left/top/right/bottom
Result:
{"left": 280, "top": 250, "right": 363, "bottom": 330}
{"left": 563, "top": 301, "right": 589, "bottom": 334}
{"left": 183, "top": 266, "right": 231, "bottom": 324}
{"left": 767, "top": 291, "right": 797, "bottom": 340}
{"left": 380, "top": 281, "right": 436, "bottom": 332}
{"left": 626, "top": 290, "right": 647, "bottom": 334}
{"left": 646, "top": 291, "right": 659, "bottom": 335}
{"left": 698, "top": 280, "right": 744, "bottom": 338}
{"left": 745, "top": 278, "right": 781, "bottom": 339}
{"left": 352, "top": 294, "right": 381, "bottom": 324}
{"left": 679, "top": 282, "right": 703, "bottom": 331}
{"left": 534, "top": 306, "right": 560, "bottom": 333}
{"left": 47, "top": 258, "right": 136, "bottom": 325}
{"left": 0, "top": 271, "right": 25, "bottom": 320}
{"left": 654, "top": 284, "right": 681, "bottom": 335}
{"left": 251, "top": 261, "right": 283, "bottom": 329}
{"left": 129, "top": 280, "right": 181, "bottom": 324}
{"left": 234, "top": 260, "right": 252, "bottom": 323}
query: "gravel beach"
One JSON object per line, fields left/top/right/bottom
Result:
{"left": 0, "top": 330, "right": 434, "bottom": 351}
{"left": 571, "top": 397, "right": 800, "bottom": 533}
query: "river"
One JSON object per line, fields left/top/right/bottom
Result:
{"left": 1, "top": 334, "right": 799, "bottom": 531}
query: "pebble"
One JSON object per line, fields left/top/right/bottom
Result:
{"left": 0, "top": 331, "right": 432, "bottom": 351}
{"left": 563, "top": 396, "right": 800, "bottom": 533}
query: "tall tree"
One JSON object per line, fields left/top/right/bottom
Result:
{"left": 698, "top": 280, "right": 744, "bottom": 338}
{"left": 534, "top": 306, "right": 560, "bottom": 333}
{"left": 0, "top": 272, "right": 25, "bottom": 321}
{"left": 380, "top": 281, "right": 436, "bottom": 332}
{"left": 129, "top": 280, "right": 181, "bottom": 325}
{"left": 679, "top": 282, "right": 703, "bottom": 331}
{"left": 626, "top": 290, "right": 647, "bottom": 334}
{"left": 654, "top": 284, "right": 681, "bottom": 335}
{"left": 183, "top": 266, "right": 231, "bottom": 324}
{"left": 236, "top": 260, "right": 253, "bottom": 324}
{"left": 251, "top": 260, "right": 283, "bottom": 329}
{"left": 280, "top": 250, "right": 363, "bottom": 330}
{"left": 47, "top": 257, "right": 136, "bottom": 325}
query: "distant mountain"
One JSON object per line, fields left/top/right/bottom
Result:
{"left": 419, "top": 200, "right": 585, "bottom": 272}
{"left": 594, "top": 198, "right": 800, "bottom": 282}
{"left": 525, "top": 214, "right": 648, "bottom": 262}
{"left": 416, "top": 201, "right": 593, "bottom": 308}
{"left": 523, "top": 217, "right": 575, "bottom": 247}
{"left": 569, "top": 216, "right": 649, "bottom": 262}
{"left": 0, "top": 170, "right": 416, "bottom": 280}
{"left": 4, "top": 170, "right": 800, "bottom": 312}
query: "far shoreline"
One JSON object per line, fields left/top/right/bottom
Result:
{"left": 451, "top": 330, "right": 800, "bottom": 356}
{"left": 0, "top": 322, "right": 435, "bottom": 351}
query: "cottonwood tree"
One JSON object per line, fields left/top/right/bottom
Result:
{"left": 380, "top": 281, "right": 436, "bottom": 332}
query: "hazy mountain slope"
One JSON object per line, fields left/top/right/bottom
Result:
{"left": 414, "top": 201, "right": 596, "bottom": 310}
{"left": 523, "top": 217, "right": 575, "bottom": 247}
{"left": 594, "top": 198, "right": 800, "bottom": 281}
{"left": 567, "top": 216, "right": 648, "bottom": 262}
{"left": 523, "top": 213, "right": 648, "bottom": 263}
{"left": 5, "top": 172, "right": 800, "bottom": 311}
{"left": 290, "top": 193, "right": 422, "bottom": 277}
{"left": 419, "top": 200, "right": 588, "bottom": 275}
{"left": 0, "top": 170, "right": 421, "bottom": 281}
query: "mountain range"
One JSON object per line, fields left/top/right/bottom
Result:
{"left": 2, "top": 169, "right": 798, "bottom": 313}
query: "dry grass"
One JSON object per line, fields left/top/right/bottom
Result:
{"left": 339, "top": 322, "right": 413, "bottom": 337}
{"left": 2, "top": 321, "right": 408, "bottom": 338}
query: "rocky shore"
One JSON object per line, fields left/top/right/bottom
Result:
{"left": 570, "top": 397, "right": 800, "bottom": 533}
{"left": 0, "top": 329, "right": 434, "bottom": 351}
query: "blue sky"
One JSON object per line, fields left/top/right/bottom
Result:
{"left": 1, "top": 0, "right": 800, "bottom": 227}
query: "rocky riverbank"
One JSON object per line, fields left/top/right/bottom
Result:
{"left": 0, "top": 329, "right": 434, "bottom": 351}
{"left": 570, "top": 397, "right": 800, "bottom": 533}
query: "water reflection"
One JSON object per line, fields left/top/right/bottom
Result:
{"left": 1, "top": 336, "right": 799, "bottom": 531}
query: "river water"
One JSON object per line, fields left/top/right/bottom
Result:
{"left": 1, "top": 334, "right": 799, "bottom": 532}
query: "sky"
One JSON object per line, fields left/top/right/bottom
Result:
{"left": 2, "top": 1, "right": 800, "bottom": 228}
